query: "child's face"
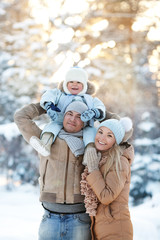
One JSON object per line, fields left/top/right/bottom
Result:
{"left": 95, "top": 126, "right": 116, "bottom": 152}
{"left": 67, "top": 81, "right": 83, "bottom": 95}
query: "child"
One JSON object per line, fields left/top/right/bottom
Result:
{"left": 30, "top": 66, "right": 106, "bottom": 157}
{"left": 80, "top": 117, "right": 134, "bottom": 239}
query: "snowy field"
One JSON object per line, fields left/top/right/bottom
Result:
{"left": 0, "top": 184, "right": 160, "bottom": 240}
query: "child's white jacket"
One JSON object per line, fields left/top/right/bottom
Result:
{"left": 40, "top": 88, "right": 106, "bottom": 120}
{"left": 40, "top": 82, "right": 106, "bottom": 146}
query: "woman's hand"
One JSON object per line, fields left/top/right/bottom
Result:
{"left": 86, "top": 147, "right": 101, "bottom": 173}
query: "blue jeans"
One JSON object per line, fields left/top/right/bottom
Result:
{"left": 38, "top": 209, "right": 91, "bottom": 240}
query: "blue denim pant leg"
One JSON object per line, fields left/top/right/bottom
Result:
{"left": 69, "top": 213, "right": 91, "bottom": 240}
{"left": 38, "top": 210, "right": 91, "bottom": 240}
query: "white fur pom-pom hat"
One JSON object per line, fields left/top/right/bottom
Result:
{"left": 63, "top": 67, "right": 88, "bottom": 95}
{"left": 98, "top": 117, "right": 133, "bottom": 144}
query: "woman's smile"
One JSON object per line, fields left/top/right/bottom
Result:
{"left": 98, "top": 141, "right": 106, "bottom": 145}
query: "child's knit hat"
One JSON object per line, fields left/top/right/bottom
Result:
{"left": 63, "top": 67, "right": 88, "bottom": 95}
{"left": 98, "top": 117, "right": 133, "bottom": 144}
{"left": 65, "top": 100, "right": 88, "bottom": 115}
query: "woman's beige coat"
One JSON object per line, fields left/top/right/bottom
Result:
{"left": 87, "top": 145, "right": 134, "bottom": 240}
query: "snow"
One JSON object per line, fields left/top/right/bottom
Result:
{"left": 138, "top": 121, "right": 155, "bottom": 132}
{"left": 0, "top": 8, "right": 5, "bottom": 15}
{"left": 0, "top": 122, "right": 20, "bottom": 141}
{"left": 0, "top": 184, "right": 160, "bottom": 240}
{"left": 131, "top": 194, "right": 160, "bottom": 240}
{"left": 1, "top": 67, "right": 26, "bottom": 82}
{"left": 0, "top": 185, "right": 42, "bottom": 240}
{"left": 13, "top": 19, "right": 36, "bottom": 30}
{"left": 134, "top": 137, "right": 160, "bottom": 146}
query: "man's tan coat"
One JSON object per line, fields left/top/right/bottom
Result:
{"left": 14, "top": 103, "right": 85, "bottom": 204}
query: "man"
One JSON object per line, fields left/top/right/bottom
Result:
{"left": 14, "top": 101, "right": 91, "bottom": 240}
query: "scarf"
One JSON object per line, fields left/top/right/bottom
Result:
{"left": 58, "top": 129, "right": 85, "bottom": 157}
{"left": 80, "top": 156, "right": 107, "bottom": 216}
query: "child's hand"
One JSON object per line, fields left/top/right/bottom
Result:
{"left": 81, "top": 108, "right": 101, "bottom": 122}
{"left": 47, "top": 109, "right": 64, "bottom": 123}
{"left": 45, "top": 102, "right": 61, "bottom": 112}
{"left": 47, "top": 108, "right": 58, "bottom": 121}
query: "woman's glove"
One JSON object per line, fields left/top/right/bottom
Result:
{"left": 81, "top": 108, "right": 101, "bottom": 122}
{"left": 83, "top": 143, "right": 95, "bottom": 166}
{"left": 85, "top": 147, "right": 101, "bottom": 173}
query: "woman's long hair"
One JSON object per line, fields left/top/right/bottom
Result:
{"left": 103, "top": 143, "right": 123, "bottom": 180}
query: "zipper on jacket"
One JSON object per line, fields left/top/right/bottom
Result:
{"left": 42, "top": 159, "right": 48, "bottom": 191}
{"left": 64, "top": 146, "right": 69, "bottom": 202}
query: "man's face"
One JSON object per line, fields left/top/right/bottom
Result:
{"left": 63, "top": 110, "right": 84, "bottom": 133}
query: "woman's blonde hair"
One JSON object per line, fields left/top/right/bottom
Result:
{"left": 103, "top": 143, "right": 123, "bottom": 180}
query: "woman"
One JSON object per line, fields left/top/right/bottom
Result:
{"left": 81, "top": 117, "right": 134, "bottom": 240}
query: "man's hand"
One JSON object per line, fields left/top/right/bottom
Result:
{"left": 81, "top": 108, "right": 101, "bottom": 122}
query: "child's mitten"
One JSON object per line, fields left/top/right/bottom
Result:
{"left": 44, "top": 102, "right": 61, "bottom": 112}
{"left": 47, "top": 108, "right": 58, "bottom": 121}
{"left": 81, "top": 108, "right": 101, "bottom": 122}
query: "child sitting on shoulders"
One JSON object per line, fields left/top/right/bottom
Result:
{"left": 30, "top": 66, "right": 106, "bottom": 158}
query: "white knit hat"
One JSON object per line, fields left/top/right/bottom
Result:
{"left": 63, "top": 67, "right": 88, "bottom": 95}
{"left": 98, "top": 117, "right": 133, "bottom": 144}
{"left": 65, "top": 100, "right": 88, "bottom": 114}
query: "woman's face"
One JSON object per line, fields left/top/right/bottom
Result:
{"left": 95, "top": 126, "right": 116, "bottom": 152}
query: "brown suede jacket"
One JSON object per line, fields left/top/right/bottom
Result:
{"left": 14, "top": 103, "right": 85, "bottom": 204}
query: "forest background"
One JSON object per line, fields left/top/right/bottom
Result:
{"left": 0, "top": 0, "right": 160, "bottom": 208}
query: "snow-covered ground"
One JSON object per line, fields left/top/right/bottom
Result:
{"left": 0, "top": 185, "right": 160, "bottom": 240}
{"left": 0, "top": 185, "right": 43, "bottom": 240}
